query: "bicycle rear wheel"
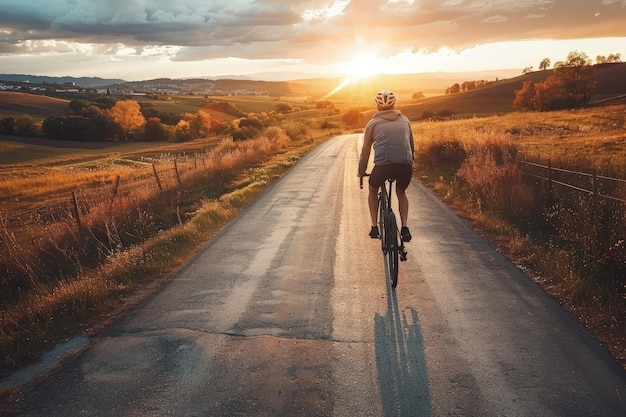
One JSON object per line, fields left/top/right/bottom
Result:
{"left": 385, "top": 212, "right": 399, "bottom": 288}
{"left": 378, "top": 190, "right": 388, "bottom": 253}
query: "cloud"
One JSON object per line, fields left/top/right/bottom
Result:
{"left": 0, "top": 0, "right": 625, "bottom": 78}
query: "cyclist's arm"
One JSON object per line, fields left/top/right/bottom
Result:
{"left": 359, "top": 131, "right": 374, "bottom": 176}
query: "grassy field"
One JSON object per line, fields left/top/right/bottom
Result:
{"left": 0, "top": 91, "right": 69, "bottom": 121}
{"left": 410, "top": 105, "right": 626, "bottom": 367}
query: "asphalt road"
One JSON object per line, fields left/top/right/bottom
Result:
{"left": 5, "top": 134, "right": 626, "bottom": 416}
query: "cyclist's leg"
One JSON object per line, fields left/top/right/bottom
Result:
{"left": 368, "top": 185, "right": 378, "bottom": 227}
{"left": 396, "top": 187, "right": 409, "bottom": 227}
{"left": 394, "top": 164, "right": 413, "bottom": 228}
{"left": 368, "top": 166, "right": 387, "bottom": 238}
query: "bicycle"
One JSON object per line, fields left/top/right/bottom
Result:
{"left": 361, "top": 174, "right": 408, "bottom": 288}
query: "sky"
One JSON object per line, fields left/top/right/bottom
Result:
{"left": 0, "top": 0, "right": 626, "bottom": 81}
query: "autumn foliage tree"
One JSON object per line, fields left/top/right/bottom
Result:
{"left": 106, "top": 100, "right": 146, "bottom": 139}
{"left": 514, "top": 51, "right": 596, "bottom": 111}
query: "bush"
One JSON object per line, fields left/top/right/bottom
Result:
{"left": 416, "top": 139, "right": 467, "bottom": 177}
{"left": 457, "top": 146, "right": 535, "bottom": 218}
{"left": 283, "top": 121, "right": 308, "bottom": 140}
{"left": 0, "top": 117, "right": 16, "bottom": 134}
{"left": 342, "top": 109, "right": 363, "bottom": 126}
{"left": 231, "top": 129, "right": 248, "bottom": 142}
{"left": 239, "top": 117, "right": 263, "bottom": 130}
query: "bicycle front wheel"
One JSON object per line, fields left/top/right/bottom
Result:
{"left": 385, "top": 212, "right": 399, "bottom": 288}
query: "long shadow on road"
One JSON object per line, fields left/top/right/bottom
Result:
{"left": 374, "top": 272, "right": 431, "bottom": 417}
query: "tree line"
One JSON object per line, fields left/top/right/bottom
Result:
{"left": 436, "top": 50, "right": 621, "bottom": 112}
{"left": 513, "top": 51, "right": 601, "bottom": 111}
{"left": 0, "top": 96, "right": 329, "bottom": 143}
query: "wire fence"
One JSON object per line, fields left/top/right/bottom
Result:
{"left": 520, "top": 160, "right": 626, "bottom": 205}
{"left": 1, "top": 152, "right": 208, "bottom": 245}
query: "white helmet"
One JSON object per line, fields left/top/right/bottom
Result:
{"left": 375, "top": 90, "right": 396, "bottom": 108}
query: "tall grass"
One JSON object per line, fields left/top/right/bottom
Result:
{"left": 413, "top": 106, "right": 626, "bottom": 365}
{"left": 0, "top": 119, "right": 339, "bottom": 371}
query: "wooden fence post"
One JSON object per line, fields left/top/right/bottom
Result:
{"left": 110, "top": 175, "right": 121, "bottom": 206}
{"left": 152, "top": 164, "right": 163, "bottom": 192}
{"left": 71, "top": 191, "right": 83, "bottom": 237}
{"left": 591, "top": 167, "right": 598, "bottom": 222}
{"left": 547, "top": 159, "right": 552, "bottom": 206}
{"left": 174, "top": 159, "right": 182, "bottom": 186}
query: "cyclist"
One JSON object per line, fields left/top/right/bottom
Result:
{"left": 358, "top": 89, "right": 414, "bottom": 242}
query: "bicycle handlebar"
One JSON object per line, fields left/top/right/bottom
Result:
{"left": 359, "top": 173, "right": 370, "bottom": 189}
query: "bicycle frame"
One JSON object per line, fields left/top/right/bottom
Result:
{"left": 361, "top": 174, "right": 407, "bottom": 288}
{"left": 379, "top": 179, "right": 408, "bottom": 259}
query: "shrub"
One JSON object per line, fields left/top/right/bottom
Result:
{"left": 416, "top": 139, "right": 467, "bottom": 177}
{"left": 283, "top": 121, "right": 308, "bottom": 140}
{"left": 263, "top": 126, "right": 289, "bottom": 143}
{"left": 239, "top": 117, "right": 263, "bottom": 130}
{"left": 457, "top": 146, "right": 535, "bottom": 218}
{"left": 231, "top": 129, "right": 248, "bottom": 142}
{"left": 342, "top": 109, "right": 363, "bottom": 126}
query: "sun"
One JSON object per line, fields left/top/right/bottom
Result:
{"left": 337, "top": 52, "right": 384, "bottom": 80}
{"left": 323, "top": 52, "right": 386, "bottom": 99}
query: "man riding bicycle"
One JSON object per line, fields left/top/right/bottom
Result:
{"left": 358, "top": 89, "right": 415, "bottom": 242}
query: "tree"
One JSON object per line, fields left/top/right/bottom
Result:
{"left": 239, "top": 117, "right": 262, "bottom": 130}
{"left": 553, "top": 51, "right": 596, "bottom": 108}
{"left": 539, "top": 58, "right": 551, "bottom": 71}
{"left": 534, "top": 76, "right": 568, "bottom": 111}
{"left": 15, "top": 116, "right": 37, "bottom": 136}
{"left": 412, "top": 91, "right": 425, "bottom": 100}
{"left": 448, "top": 83, "right": 461, "bottom": 94}
{"left": 0, "top": 117, "right": 16, "bottom": 134}
{"left": 608, "top": 53, "right": 622, "bottom": 63}
{"left": 143, "top": 117, "right": 172, "bottom": 142}
{"left": 69, "top": 99, "right": 88, "bottom": 113}
{"left": 107, "top": 100, "right": 146, "bottom": 140}
{"left": 174, "top": 119, "right": 192, "bottom": 142}
{"left": 597, "top": 53, "right": 622, "bottom": 64}
{"left": 513, "top": 81, "right": 537, "bottom": 111}
{"left": 512, "top": 51, "right": 596, "bottom": 111}
{"left": 195, "top": 109, "right": 214, "bottom": 137}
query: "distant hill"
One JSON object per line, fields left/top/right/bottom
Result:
{"left": 0, "top": 74, "right": 125, "bottom": 87}
{"left": 0, "top": 91, "right": 69, "bottom": 118}
{"left": 1, "top": 63, "right": 624, "bottom": 121}
{"left": 395, "top": 62, "right": 626, "bottom": 119}
{"left": 1, "top": 68, "right": 522, "bottom": 98}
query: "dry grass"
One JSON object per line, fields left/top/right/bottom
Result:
{"left": 412, "top": 104, "right": 626, "bottom": 367}
{"left": 0, "top": 118, "right": 340, "bottom": 372}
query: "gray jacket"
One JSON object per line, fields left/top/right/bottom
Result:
{"left": 359, "top": 109, "right": 414, "bottom": 175}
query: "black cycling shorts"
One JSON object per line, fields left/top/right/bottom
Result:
{"left": 369, "top": 164, "right": 413, "bottom": 190}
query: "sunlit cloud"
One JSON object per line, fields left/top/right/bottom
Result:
{"left": 0, "top": 0, "right": 624, "bottom": 80}
{"left": 302, "top": 1, "right": 349, "bottom": 20}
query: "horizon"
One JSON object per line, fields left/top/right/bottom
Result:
{"left": 0, "top": 1, "right": 625, "bottom": 83}
{"left": 0, "top": 66, "right": 527, "bottom": 84}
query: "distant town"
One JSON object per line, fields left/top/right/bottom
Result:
{"left": 0, "top": 75, "right": 315, "bottom": 97}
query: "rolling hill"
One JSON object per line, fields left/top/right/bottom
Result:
{"left": 396, "top": 62, "right": 626, "bottom": 119}
{"left": 0, "top": 91, "right": 69, "bottom": 119}
{"left": 1, "top": 63, "right": 624, "bottom": 123}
